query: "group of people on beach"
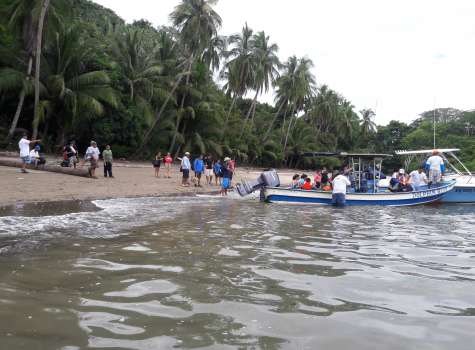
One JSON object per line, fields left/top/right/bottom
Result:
{"left": 62, "top": 140, "right": 114, "bottom": 178}
{"left": 153, "top": 151, "right": 235, "bottom": 195}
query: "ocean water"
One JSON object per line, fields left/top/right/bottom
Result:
{"left": 0, "top": 196, "right": 474, "bottom": 350}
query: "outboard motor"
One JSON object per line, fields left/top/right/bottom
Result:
{"left": 235, "top": 169, "right": 280, "bottom": 196}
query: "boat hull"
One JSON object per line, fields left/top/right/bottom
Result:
{"left": 263, "top": 181, "right": 456, "bottom": 206}
{"left": 441, "top": 175, "right": 475, "bottom": 203}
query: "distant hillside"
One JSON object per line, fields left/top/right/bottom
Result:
{"left": 72, "top": 0, "right": 124, "bottom": 33}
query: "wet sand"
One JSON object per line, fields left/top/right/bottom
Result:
{"left": 0, "top": 159, "right": 295, "bottom": 207}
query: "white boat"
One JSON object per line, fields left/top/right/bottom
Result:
{"left": 395, "top": 149, "right": 475, "bottom": 203}
{"left": 236, "top": 152, "right": 457, "bottom": 206}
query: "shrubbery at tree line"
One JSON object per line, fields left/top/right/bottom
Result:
{"left": 1, "top": 0, "right": 474, "bottom": 169}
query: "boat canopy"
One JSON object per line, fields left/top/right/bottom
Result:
{"left": 395, "top": 149, "right": 460, "bottom": 155}
{"left": 303, "top": 152, "right": 392, "bottom": 159}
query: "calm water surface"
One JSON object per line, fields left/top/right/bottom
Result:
{"left": 0, "top": 196, "right": 474, "bottom": 350}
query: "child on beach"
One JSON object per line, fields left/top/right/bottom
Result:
{"left": 103, "top": 145, "right": 113, "bottom": 178}
{"left": 164, "top": 152, "right": 173, "bottom": 178}
{"left": 213, "top": 160, "right": 222, "bottom": 186}
{"left": 193, "top": 155, "right": 204, "bottom": 187}
{"left": 154, "top": 152, "right": 162, "bottom": 177}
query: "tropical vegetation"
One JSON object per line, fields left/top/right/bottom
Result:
{"left": 0, "top": 0, "right": 474, "bottom": 170}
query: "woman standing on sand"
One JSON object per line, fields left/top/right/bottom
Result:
{"left": 85, "top": 141, "right": 100, "bottom": 178}
{"left": 153, "top": 151, "right": 162, "bottom": 178}
{"left": 164, "top": 152, "right": 173, "bottom": 178}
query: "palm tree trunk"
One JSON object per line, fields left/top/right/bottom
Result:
{"left": 279, "top": 105, "right": 290, "bottom": 144}
{"left": 282, "top": 105, "right": 296, "bottom": 157}
{"left": 239, "top": 90, "right": 258, "bottom": 138}
{"left": 138, "top": 58, "right": 192, "bottom": 154}
{"left": 7, "top": 57, "right": 34, "bottom": 141}
{"left": 263, "top": 101, "right": 284, "bottom": 142}
{"left": 32, "top": 0, "right": 50, "bottom": 140}
{"left": 222, "top": 94, "right": 237, "bottom": 140}
{"left": 168, "top": 58, "right": 193, "bottom": 153}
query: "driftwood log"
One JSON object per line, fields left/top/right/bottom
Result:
{"left": 0, "top": 158, "right": 91, "bottom": 178}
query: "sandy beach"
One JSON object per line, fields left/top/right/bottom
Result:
{"left": 0, "top": 156, "right": 295, "bottom": 208}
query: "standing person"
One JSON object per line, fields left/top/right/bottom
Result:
{"left": 164, "top": 152, "right": 173, "bottom": 178}
{"left": 332, "top": 170, "right": 351, "bottom": 206}
{"left": 193, "top": 155, "right": 204, "bottom": 187}
{"left": 66, "top": 141, "right": 78, "bottom": 168}
{"left": 18, "top": 133, "right": 41, "bottom": 173}
{"left": 409, "top": 166, "right": 428, "bottom": 190}
{"left": 220, "top": 161, "right": 231, "bottom": 196}
{"left": 213, "top": 159, "right": 222, "bottom": 186}
{"left": 181, "top": 152, "right": 191, "bottom": 187}
{"left": 102, "top": 145, "right": 114, "bottom": 178}
{"left": 153, "top": 151, "right": 162, "bottom": 178}
{"left": 426, "top": 150, "right": 445, "bottom": 186}
{"left": 85, "top": 141, "right": 100, "bottom": 178}
{"left": 204, "top": 155, "right": 213, "bottom": 185}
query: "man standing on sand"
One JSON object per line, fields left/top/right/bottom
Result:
{"left": 332, "top": 169, "right": 351, "bottom": 207}
{"left": 85, "top": 141, "right": 100, "bottom": 178}
{"left": 181, "top": 151, "right": 191, "bottom": 187}
{"left": 18, "top": 133, "right": 41, "bottom": 173}
{"left": 102, "top": 145, "right": 114, "bottom": 178}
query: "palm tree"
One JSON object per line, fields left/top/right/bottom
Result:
{"left": 281, "top": 56, "right": 316, "bottom": 155}
{"left": 2, "top": 0, "right": 62, "bottom": 140}
{"left": 240, "top": 30, "right": 279, "bottom": 135}
{"left": 112, "top": 27, "right": 163, "bottom": 125}
{"left": 140, "top": 0, "right": 222, "bottom": 151}
{"left": 360, "top": 108, "right": 377, "bottom": 138}
{"left": 221, "top": 23, "right": 254, "bottom": 132}
{"left": 37, "top": 24, "right": 119, "bottom": 144}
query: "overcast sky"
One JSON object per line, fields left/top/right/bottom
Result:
{"left": 92, "top": 0, "right": 475, "bottom": 125}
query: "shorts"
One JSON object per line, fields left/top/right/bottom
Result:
{"left": 429, "top": 169, "right": 441, "bottom": 183}
{"left": 332, "top": 193, "right": 346, "bottom": 207}
{"left": 195, "top": 171, "right": 202, "bottom": 179}
{"left": 222, "top": 177, "right": 230, "bottom": 189}
{"left": 182, "top": 169, "right": 190, "bottom": 179}
{"left": 205, "top": 168, "right": 213, "bottom": 177}
{"left": 89, "top": 158, "right": 98, "bottom": 168}
{"left": 21, "top": 156, "right": 29, "bottom": 164}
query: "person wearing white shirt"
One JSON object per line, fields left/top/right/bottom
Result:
{"left": 409, "top": 167, "right": 428, "bottom": 190}
{"left": 180, "top": 152, "right": 191, "bottom": 186}
{"left": 332, "top": 171, "right": 351, "bottom": 206}
{"left": 426, "top": 150, "right": 444, "bottom": 185}
{"left": 18, "top": 133, "right": 41, "bottom": 173}
{"left": 85, "top": 140, "right": 100, "bottom": 178}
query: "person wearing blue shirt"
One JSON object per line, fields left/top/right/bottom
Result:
{"left": 213, "top": 160, "right": 222, "bottom": 186}
{"left": 193, "top": 154, "right": 205, "bottom": 187}
{"left": 181, "top": 152, "right": 191, "bottom": 187}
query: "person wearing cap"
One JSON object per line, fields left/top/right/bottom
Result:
{"left": 28, "top": 144, "right": 45, "bottom": 168}
{"left": 181, "top": 151, "right": 191, "bottom": 186}
{"left": 18, "top": 133, "right": 41, "bottom": 173}
{"left": 426, "top": 150, "right": 445, "bottom": 186}
{"left": 85, "top": 141, "right": 100, "bottom": 178}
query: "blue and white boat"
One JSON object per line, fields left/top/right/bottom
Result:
{"left": 395, "top": 149, "right": 475, "bottom": 203}
{"left": 236, "top": 152, "right": 456, "bottom": 206}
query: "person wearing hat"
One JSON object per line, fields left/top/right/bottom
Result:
{"left": 28, "top": 144, "right": 44, "bottom": 168}
{"left": 85, "top": 141, "right": 100, "bottom": 178}
{"left": 181, "top": 151, "right": 191, "bottom": 186}
{"left": 426, "top": 150, "right": 445, "bottom": 186}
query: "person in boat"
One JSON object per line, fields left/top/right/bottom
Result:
{"left": 332, "top": 169, "right": 351, "bottom": 206}
{"left": 426, "top": 150, "right": 445, "bottom": 186}
{"left": 298, "top": 174, "right": 308, "bottom": 187}
{"left": 313, "top": 170, "right": 322, "bottom": 189}
{"left": 394, "top": 169, "right": 413, "bottom": 192}
{"left": 301, "top": 177, "right": 313, "bottom": 190}
{"left": 409, "top": 166, "right": 428, "bottom": 190}
{"left": 291, "top": 174, "right": 300, "bottom": 188}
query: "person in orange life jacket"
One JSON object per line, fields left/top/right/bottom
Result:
{"left": 301, "top": 177, "right": 313, "bottom": 190}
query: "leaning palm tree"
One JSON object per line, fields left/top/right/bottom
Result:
{"left": 360, "top": 108, "right": 377, "bottom": 138}
{"left": 140, "top": 0, "right": 222, "bottom": 150}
